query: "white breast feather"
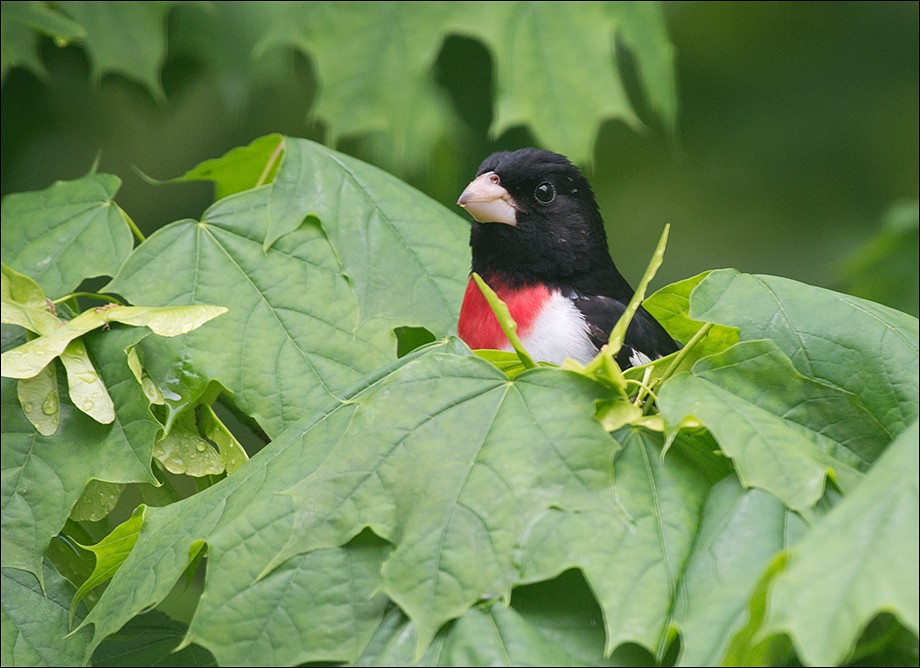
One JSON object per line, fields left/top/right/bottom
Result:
{"left": 517, "top": 291, "right": 597, "bottom": 365}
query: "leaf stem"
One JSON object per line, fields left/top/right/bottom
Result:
{"left": 119, "top": 205, "right": 146, "bottom": 243}
{"left": 256, "top": 138, "right": 285, "bottom": 188}
{"left": 654, "top": 322, "right": 714, "bottom": 389}
{"left": 625, "top": 378, "right": 659, "bottom": 407}
{"left": 607, "top": 224, "right": 670, "bottom": 356}
{"left": 52, "top": 292, "right": 126, "bottom": 306}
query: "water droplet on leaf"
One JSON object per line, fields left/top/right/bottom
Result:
{"left": 42, "top": 394, "right": 58, "bottom": 415}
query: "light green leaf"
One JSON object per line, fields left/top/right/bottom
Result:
{"left": 0, "top": 174, "right": 134, "bottom": 299}
{"left": 106, "top": 138, "right": 469, "bottom": 438}
{"left": 0, "top": 562, "right": 92, "bottom": 667}
{"left": 69, "top": 479, "right": 125, "bottom": 523}
{"left": 751, "top": 419, "right": 920, "bottom": 666}
{"left": 643, "top": 271, "right": 739, "bottom": 358}
{"left": 659, "top": 340, "right": 870, "bottom": 512}
{"left": 609, "top": 224, "right": 670, "bottom": 355}
{"left": 71, "top": 505, "right": 147, "bottom": 622}
{"left": 170, "top": 133, "right": 284, "bottom": 201}
{"left": 17, "top": 363, "right": 60, "bottom": 435}
{"left": 153, "top": 411, "right": 223, "bottom": 478}
{"left": 198, "top": 405, "right": 248, "bottom": 475}
{"left": 1, "top": 263, "right": 60, "bottom": 334}
{"left": 104, "top": 304, "right": 229, "bottom": 336}
{"left": 1, "top": 303, "right": 227, "bottom": 380}
{"left": 1, "top": 327, "right": 159, "bottom": 580}
{"left": 53, "top": 1, "right": 174, "bottom": 100}
{"left": 126, "top": 345, "right": 164, "bottom": 405}
{"left": 59, "top": 338, "right": 115, "bottom": 423}
{"left": 691, "top": 269, "right": 919, "bottom": 448}
{"left": 721, "top": 553, "right": 794, "bottom": 666}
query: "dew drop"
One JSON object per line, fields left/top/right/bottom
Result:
{"left": 82, "top": 400, "right": 95, "bottom": 411}
{"left": 22, "top": 402, "right": 35, "bottom": 413}
{"left": 42, "top": 394, "right": 59, "bottom": 415}
{"left": 196, "top": 443, "right": 207, "bottom": 452}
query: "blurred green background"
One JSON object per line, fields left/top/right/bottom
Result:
{"left": 2, "top": 1, "right": 917, "bottom": 314}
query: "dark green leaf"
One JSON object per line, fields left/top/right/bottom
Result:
{"left": 691, "top": 269, "right": 919, "bottom": 448}
{"left": 0, "top": 174, "right": 134, "bottom": 299}
{"left": 53, "top": 1, "right": 173, "bottom": 100}
{"left": 659, "top": 340, "right": 870, "bottom": 511}
{"left": 0, "top": 561, "right": 92, "bottom": 667}
{"left": 107, "top": 138, "right": 469, "bottom": 438}
{"left": 744, "top": 419, "right": 920, "bottom": 666}
{"left": 92, "top": 610, "right": 216, "bottom": 667}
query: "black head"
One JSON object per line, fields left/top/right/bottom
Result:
{"left": 458, "top": 148, "right": 620, "bottom": 291}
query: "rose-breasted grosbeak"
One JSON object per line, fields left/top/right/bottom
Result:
{"left": 457, "top": 147, "right": 678, "bottom": 368}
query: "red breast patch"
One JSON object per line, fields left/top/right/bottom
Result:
{"left": 457, "top": 277, "right": 551, "bottom": 350}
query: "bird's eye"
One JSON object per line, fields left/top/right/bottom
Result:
{"left": 534, "top": 181, "right": 556, "bottom": 204}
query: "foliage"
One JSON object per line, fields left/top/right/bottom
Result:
{"left": 0, "top": 1, "right": 674, "bottom": 169}
{"left": 2, "top": 135, "right": 918, "bottom": 667}
{"left": 1, "top": 3, "right": 918, "bottom": 668}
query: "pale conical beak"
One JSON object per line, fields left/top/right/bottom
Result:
{"left": 457, "top": 172, "right": 518, "bottom": 226}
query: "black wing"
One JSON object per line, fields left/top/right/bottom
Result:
{"left": 567, "top": 290, "right": 679, "bottom": 369}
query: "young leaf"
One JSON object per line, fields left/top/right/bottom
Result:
{"left": 606, "top": 224, "right": 669, "bottom": 357}
{"left": 69, "top": 480, "right": 125, "bottom": 523}
{"left": 1, "top": 303, "right": 228, "bottom": 380}
{"left": 198, "top": 404, "right": 248, "bottom": 475}
{"left": 170, "top": 133, "right": 284, "bottom": 200}
{"left": 70, "top": 505, "right": 148, "bottom": 624}
{"left": 1, "top": 263, "right": 60, "bottom": 333}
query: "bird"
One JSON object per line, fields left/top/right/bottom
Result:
{"left": 456, "top": 147, "right": 678, "bottom": 369}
